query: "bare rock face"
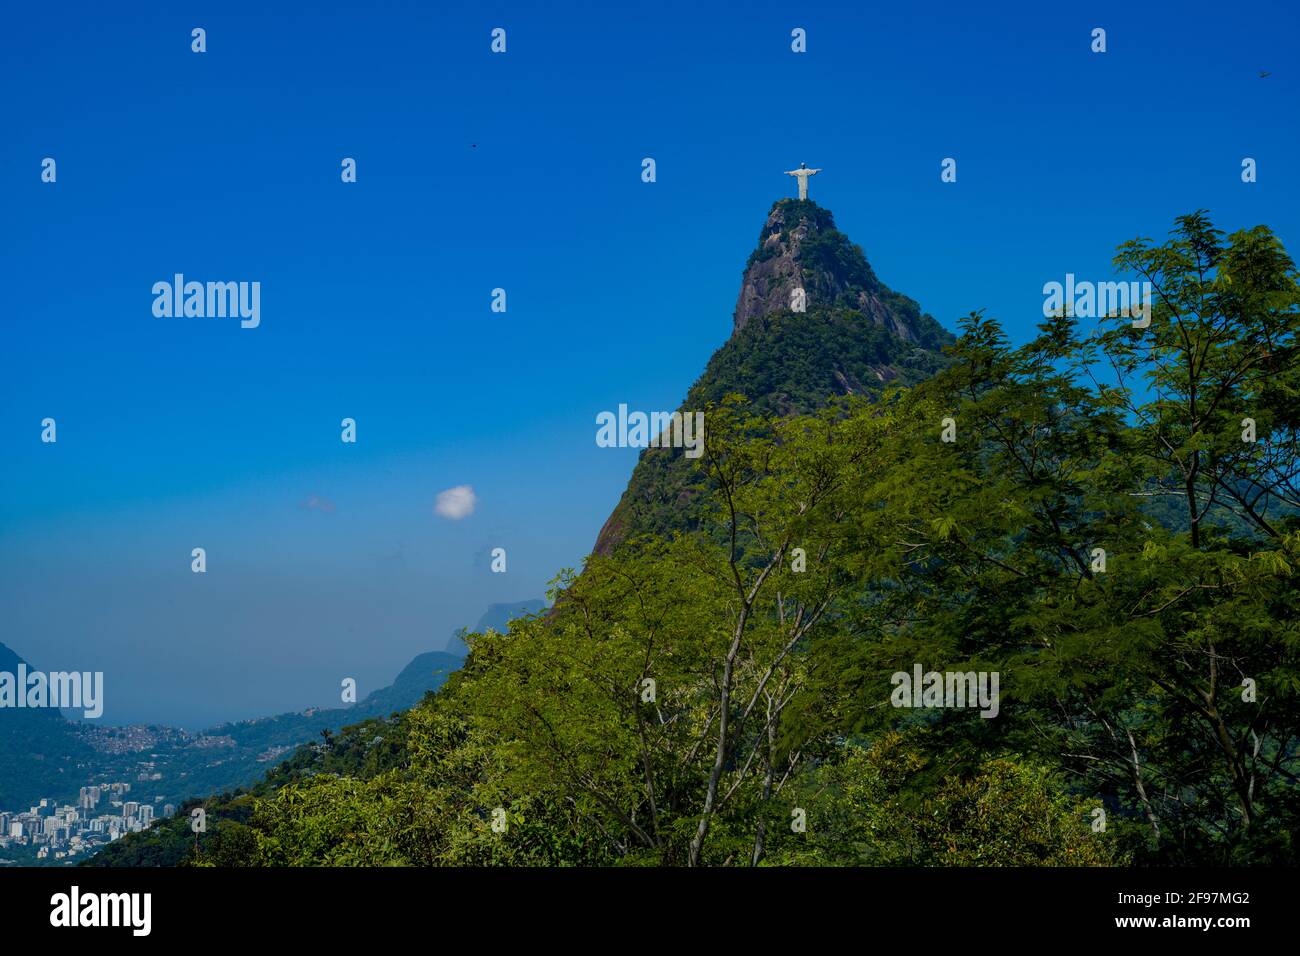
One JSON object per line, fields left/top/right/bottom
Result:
{"left": 732, "top": 199, "right": 925, "bottom": 344}
{"left": 732, "top": 210, "right": 813, "bottom": 333}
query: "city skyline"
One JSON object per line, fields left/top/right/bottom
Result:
{"left": 0, "top": 782, "right": 172, "bottom": 865}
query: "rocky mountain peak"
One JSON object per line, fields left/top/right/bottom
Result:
{"left": 589, "top": 198, "right": 952, "bottom": 558}
{"left": 732, "top": 198, "right": 932, "bottom": 346}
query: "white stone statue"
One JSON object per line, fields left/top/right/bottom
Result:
{"left": 784, "top": 162, "right": 821, "bottom": 200}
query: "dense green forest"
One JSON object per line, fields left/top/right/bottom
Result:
{"left": 92, "top": 211, "right": 1300, "bottom": 867}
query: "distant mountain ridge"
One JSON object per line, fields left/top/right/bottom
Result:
{"left": 83, "top": 599, "right": 547, "bottom": 867}
{"left": 1, "top": 598, "right": 545, "bottom": 825}
{"left": 443, "top": 599, "right": 548, "bottom": 656}
{"left": 0, "top": 643, "right": 98, "bottom": 809}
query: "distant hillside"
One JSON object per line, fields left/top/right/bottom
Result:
{"left": 159, "top": 650, "right": 466, "bottom": 800}
{"left": 444, "top": 599, "right": 547, "bottom": 656}
{"left": 0, "top": 645, "right": 462, "bottom": 827}
{"left": 83, "top": 600, "right": 544, "bottom": 867}
{"left": 81, "top": 709, "right": 413, "bottom": 868}
{"left": 0, "top": 643, "right": 101, "bottom": 809}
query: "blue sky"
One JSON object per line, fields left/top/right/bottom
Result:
{"left": 2, "top": 0, "right": 1297, "bottom": 727}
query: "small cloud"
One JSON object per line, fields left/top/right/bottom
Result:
{"left": 435, "top": 485, "right": 477, "bottom": 520}
{"left": 300, "top": 494, "right": 337, "bottom": 514}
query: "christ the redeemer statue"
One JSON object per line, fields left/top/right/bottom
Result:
{"left": 785, "top": 162, "right": 821, "bottom": 200}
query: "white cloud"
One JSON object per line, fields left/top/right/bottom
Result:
{"left": 300, "top": 493, "right": 337, "bottom": 514}
{"left": 434, "top": 485, "right": 478, "bottom": 520}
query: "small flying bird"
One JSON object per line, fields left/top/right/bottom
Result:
{"left": 1259, "top": 71, "right": 1271, "bottom": 78}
